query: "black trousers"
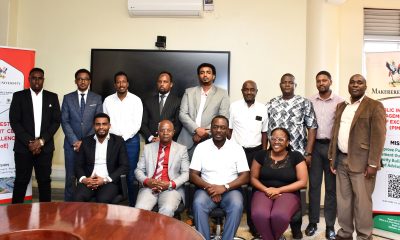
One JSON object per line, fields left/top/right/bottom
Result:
{"left": 74, "top": 182, "right": 119, "bottom": 203}
{"left": 12, "top": 151, "right": 53, "bottom": 203}
{"left": 308, "top": 141, "right": 337, "bottom": 227}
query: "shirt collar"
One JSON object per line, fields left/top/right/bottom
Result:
{"left": 159, "top": 142, "right": 172, "bottom": 149}
{"left": 159, "top": 92, "right": 170, "bottom": 98}
{"left": 77, "top": 89, "right": 89, "bottom": 95}
{"left": 30, "top": 88, "right": 43, "bottom": 96}
{"left": 94, "top": 133, "right": 111, "bottom": 143}
{"left": 346, "top": 94, "right": 365, "bottom": 105}
{"left": 316, "top": 92, "right": 333, "bottom": 101}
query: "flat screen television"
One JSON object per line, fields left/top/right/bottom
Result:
{"left": 90, "top": 49, "right": 230, "bottom": 100}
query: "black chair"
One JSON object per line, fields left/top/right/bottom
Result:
{"left": 246, "top": 186, "right": 306, "bottom": 240}
{"left": 188, "top": 183, "right": 246, "bottom": 240}
{"left": 72, "top": 174, "right": 128, "bottom": 205}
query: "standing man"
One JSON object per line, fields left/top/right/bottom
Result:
{"left": 61, "top": 68, "right": 102, "bottom": 201}
{"left": 178, "top": 63, "right": 230, "bottom": 158}
{"left": 9, "top": 67, "right": 61, "bottom": 203}
{"left": 103, "top": 71, "right": 143, "bottom": 206}
{"left": 229, "top": 80, "right": 268, "bottom": 237}
{"left": 74, "top": 113, "right": 129, "bottom": 203}
{"left": 306, "top": 71, "right": 343, "bottom": 239}
{"left": 140, "top": 71, "right": 181, "bottom": 143}
{"left": 328, "top": 74, "right": 386, "bottom": 240}
{"left": 190, "top": 115, "right": 249, "bottom": 240}
{"left": 267, "top": 73, "right": 318, "bottom": 238}
{"left": 135, "top": 120, "right": 189, "bottom": 216}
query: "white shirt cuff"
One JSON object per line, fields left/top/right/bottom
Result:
{"left": 79, "top": 176, "right": 86, "bottom": 183}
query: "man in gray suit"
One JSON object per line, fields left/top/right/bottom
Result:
{"left": 177, "top": 63, "right": 230, "bottom": 157}
{"left": 135, "top": 120, "right": 189, "bottom": 217}
{"left": 61, "top": 69, "right": 102, "bottom": 201}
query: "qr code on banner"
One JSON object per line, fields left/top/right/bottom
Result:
{"left": 388, "top": 174, "right": 400, "bottom": 199}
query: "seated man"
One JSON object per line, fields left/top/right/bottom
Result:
{"left": 135, "top": 120, "right": 189, "bottom": 216}
{"left": 190, "top": 115, "right": 250, "bottom": 240}
{"left": 74, "top": 113, "right": 129, "bottom": 203}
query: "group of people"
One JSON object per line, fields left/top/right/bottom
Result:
{"left": 9, "top": 63, "right": 386, "bottom": 240}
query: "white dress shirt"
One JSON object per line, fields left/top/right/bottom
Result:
{"left": 229, "top": 99, "right": 268, "bottom": 148}
{"left": 103, "top": 92, "right": 143, "bottom": 141}
{"left": 30, "top": 88, "right": 43, "bottom": 138}
{"left": 338, "top": 95, "right": 365, "bottom": 154}
{"left": 190, "top": 139, "right": 249, "bottom": 185}
{"left": 79, "top": 134, "right": 112, "bottom": 183}
{"left": 195, "top": 88, "right": 210, "bottom": 127}
{"left": 77, "top": 89, "right": 89, "bottom": 107}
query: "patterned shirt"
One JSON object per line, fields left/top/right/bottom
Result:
{"left": 267, "top": 95, "right": 318, "bottom": 154}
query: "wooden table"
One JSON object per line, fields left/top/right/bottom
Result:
{"left": 0, "top": 202, "right": 204, "bottom": 240}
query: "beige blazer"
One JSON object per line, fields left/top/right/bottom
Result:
{"left": 134, "top": 141, "right": 189, "bottom": 200}
{"left": 328, "top": 96, "right": 386, "bottom": 172}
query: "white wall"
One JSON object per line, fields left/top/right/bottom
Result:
{"left": 10, "top": 0, "right": 308, "bottom": 168}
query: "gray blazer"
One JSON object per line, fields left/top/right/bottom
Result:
{"left": 177, "top": 85, "right": 230, "bottom": 149}
{"left": 61, "top": 91, "right": 102, "bottom": 147}
{"left": 134, "top": 141, "right": 189, "bottom": 200}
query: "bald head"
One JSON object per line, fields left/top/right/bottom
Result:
{"left": 241, "top": 80, "right": 258, "bottom": 105}
{"left": 158, "top": 120, "right": 175, "bottom": 145}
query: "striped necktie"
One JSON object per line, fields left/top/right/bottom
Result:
{"left": 155, "top": 145, "right": 167, "bottom": 179}
{"left": 159, "top": 94, "right": 165, "bottom": 115}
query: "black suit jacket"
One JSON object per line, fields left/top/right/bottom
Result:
{"left": 9, "top": 89, "right": 61, "bottom": 154}
{"left": 140, "top": 93, "right": 182, "bottom": 142}
{"left": 75, "top": 133, "right": 129, "bottom": 183}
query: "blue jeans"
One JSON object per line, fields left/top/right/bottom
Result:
{"left": 125, "top": 134, "right": 140, "bottom": 206}
{"left": 193, "top": 189, "right": 243, "bottom": 240}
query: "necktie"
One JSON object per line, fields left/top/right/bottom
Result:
{"left": 80, "top": 93, "right": 85, "bottom": 117}
{"left": 155, "top": 145, "right": 166, "bottom": 179}
{"left": 159, "top": 94, "right": 165, "bottom": 115}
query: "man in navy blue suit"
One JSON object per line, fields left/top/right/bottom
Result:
{"left": 61, "top": 69, "right": 102, "bottom": 201}
{"left": 10, "top": 67, "right": 61, "bottom": 203}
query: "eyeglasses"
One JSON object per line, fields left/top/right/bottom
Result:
{"left": 270, "top": 137, "right": 286, "bottom": 143}
{"left": 76, "top": 78, "right": 90, "bottom": 82}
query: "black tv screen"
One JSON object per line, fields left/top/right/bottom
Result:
{"left": 90, "top": 49, "right": 230, "bottom": 100}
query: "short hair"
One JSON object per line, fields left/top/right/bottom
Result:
{"left": 158, "top": 71, "right": 173, "bottom": 82}
{"left": 75, "top": 69, "right": 92, "bottom": 80}
{"left": 29, "top": 67, "right": 44, "bottom": 76}
{"left": 211, "top": 115, "right": 229, "bottom": 126}
{"left": 197, "top": 63, "right": 216, "bottom": 77}
{"left": 280, "top": 73, "right": 295, "bottom": 82}
{"left": 114, "top": 71, "right": 129, "bottom": 83}
{"left": 316, "top": 70, "right": 331, "bottom": 80}
{"left": 269, "top": 127, "right": 293, "bottom": 151}
{"left": 93, "top": 112, "right": 110, "bottom": 124}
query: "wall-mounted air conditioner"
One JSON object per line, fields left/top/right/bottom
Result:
{"left": 128, "top": 0, "right": 203, "bottom": 17}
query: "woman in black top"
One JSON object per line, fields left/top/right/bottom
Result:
{"left": 250, "top": 127, "right": 308, "bottom": 240}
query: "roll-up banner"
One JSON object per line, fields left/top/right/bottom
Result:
{"left": 366, "top": 52, "right": 400, "bottom": 238}
{"left": 0, "top": 46, "right": 35, "bottom": 204}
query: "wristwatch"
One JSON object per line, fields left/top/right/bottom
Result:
{"left": 103, "top": 178, "right": 109, "bottom": 184}
{"left": 304, "top": 152, "right": 311, "bottom": 157}
{"left": 168, "top": 181, "right": 173, "bottom": 191}
{"left": 224, "top": 184, "right": 230, "bottom": 192}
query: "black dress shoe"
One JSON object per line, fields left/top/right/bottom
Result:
{"left": 326, "top": 227, "right": 336, "bottom": 240}
{"left": 305, "top": 223, "right": 317, "bottom": 236}
{"left": 292, "top": 229, "right": 303, "bottom": 240}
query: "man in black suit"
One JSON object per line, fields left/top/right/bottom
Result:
{"left": 74, "top": 113, "right": 129, "bottom": 203}
{"left": 9, "top": 67, "right": 61, "bottom": 203}
{"left": 140, "top": 71, "right": 181, "bottom": 143}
